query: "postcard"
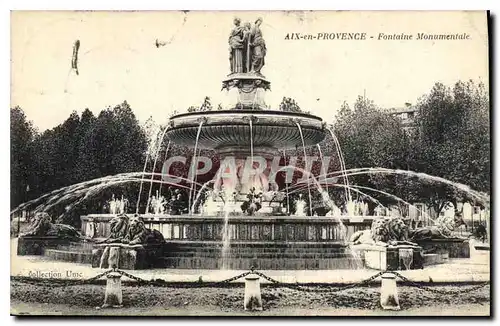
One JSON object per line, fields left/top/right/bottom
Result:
{"left": 10, "top": 10, "right": 490, "bottom": 317}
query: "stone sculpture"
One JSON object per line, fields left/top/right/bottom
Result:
{"left": 228, "top": 17, "right": 266, "bottom": 75}
{"left": 249, "top": 17, "right": 266, "bottom": 75}
{"left": 94, "top": 214, "right": 165, "bottom": 269}
{"left": 241, "top": 187, "right": 263, "bottom": 215}
{"left": 228, "top": 18, "right": 250, "bottom": 74}
{"left": 349, "top": 217, "right": 417, "bottom": 247}
{"left": 409, "top": 215, "right": 457, "bottom": 241}
{"left": 97, "top": 214, "right": 130, "bottom": 244}
{"left": 122, "top": 215, "right": 165, "bottom": 245}
{"left": 21, "top": 212, "right": 84, "bottom": 242}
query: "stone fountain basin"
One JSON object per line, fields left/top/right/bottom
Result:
{"left": 75, "top": 214, "right": 371, "bottom": 270}
{"left": 165, "top": 110, "right": 326, "bottom": 152}
{"left": 81, "top": 214, "right": 375, "bottom": 242}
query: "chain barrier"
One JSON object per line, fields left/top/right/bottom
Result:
{"left": 253, "top": 270, "right": 386, "bottom": 293}
{"left": 12, "top": 267, "right": 490, "bottom": 295}
{"left": 11, "top": 269, "right": 114, "bottom": 288}
{"left": 116, "top": 269, "right": 253, "bottom": 288}
{"left": 391, "top": 271, "right": 490, "bottom": 295}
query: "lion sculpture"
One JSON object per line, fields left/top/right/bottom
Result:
{"left": 349, "top": 218, "right": 390, "bottom": 246}
{"left": 98, "top": 214, "right": 165, "bottom": 268}
{"left": 410, "top": 215, "right": 457, "bottom": 241}
{"left": 97, "top": 214, "right": 130, "bottom": 244}
{"left": 21, "top": 212, "right": 84, "bottom": 242}
{"left": 122, "top": 215, "right": 165, "bottom": 245}
{"left": 386, "top": 217, "right": 418, "bottom": 246}
{"left": 350, "top": 217, "right": 417, "bottom": 247}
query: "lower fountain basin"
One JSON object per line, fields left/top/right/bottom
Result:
{"left": 81, "top": 214, "right": 375, "bottom": 242}
{"left": 71, "top": 214, "right": 374, "bottom": 270}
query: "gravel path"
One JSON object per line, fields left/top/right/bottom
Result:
{"left": 11, "top": 281, "right": 490, "bottom": 316}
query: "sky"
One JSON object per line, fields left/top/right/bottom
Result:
{"left": 11, "top": 10, "right": 489, "bottom": 131}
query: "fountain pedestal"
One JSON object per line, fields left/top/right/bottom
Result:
{"left": 92, "top": 244, "right": 164, "bottom": 270}
{"left": 222, "top": 73, "right": 271, "bottom": 110}
{"left": 414, "top": 238, "right": 470, "bottom": 258}
{"left": 352, "top": 244, "right": 424, "bottom": 271}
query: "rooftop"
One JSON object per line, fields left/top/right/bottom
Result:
{"left": 384, "top": 103, "right": 418, "bottom": 115}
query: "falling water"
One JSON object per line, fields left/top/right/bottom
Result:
{"left": 295, "top": 122, "right": 313, "bottom": 216}
{"left": 288, "top": 182, "right": 388, "bottom": 214}
{"left": 347, "top": 184, "right": 437, "bottom": 223}
{"left": 190, "top": 180, "right": 215, "bottom": 213}
{"left": 278, "top": 165, "right": 348, "bottom": 240}
{"left": 221, "top": 115, "right": 254, "bottom": 269}
{"left": 137, "top": 125, "right": 168, "bottom": 214}
{"left": 282, "top": 149, "right": 290, "bottom": 215}
{"left": 320, "top": 167, "right": 489, "bottom": 205}
{"left": 278, "top": 165, "right": 368, "bottom": 268}
{"left": 316, "top": 144, "right": 329, "bottom": 194}
{"left": 136, "top": 156, "right": 150, "bottom": 214}
{"left": 326, "top": 127, "right": 352, "bottom": 205}
{"left": 10, "top": 172, "right": 200, "bottom": 218}
{"left": 249, "top": 117, "right": 254, "bottom": 168}
{"left": 220, "top": 199, "right": 231, "bottom": 270}
{"left": 145, "top": 130, "right": 171, "bottom": 214}
{"left": 188, "top": 121, "right": 205, "bottom": 214}
{"left": 190, "top": 147, "right": 202, "bottom": 212}
{"left": 157, "top": 140, "right": 171, "bottom": 197}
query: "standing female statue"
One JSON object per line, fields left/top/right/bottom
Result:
{"left": 228, "top": 18, "right": 248, "bottom": 74}
{"left": 250, "top": 17, "right": 266, "bottom": 75}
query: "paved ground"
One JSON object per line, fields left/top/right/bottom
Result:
{"left": 11, "top": 280, "right": 491, "bottom": 316}
{"left": 10, "top": 238, "right": 491, "bottom": 316}
{"left": 11, "top": 301, "right": 490, "bottom": 316}
{"left": 10, "top": 238, "right": 490, "bottom": 284}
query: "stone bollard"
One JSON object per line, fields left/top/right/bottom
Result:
{"left": 244, "top": 275, "right": 263, "bottom": 311}
{"left": 101, "top": 270, "right": 123, "bottom": 308}
{"left": 380, "top": 272, "right": 400, "bottom": 310}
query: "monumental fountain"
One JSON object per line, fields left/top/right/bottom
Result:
{"left": 15, "top": 18, "right": 473, "bottom": 271}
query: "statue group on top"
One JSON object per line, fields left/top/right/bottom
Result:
{"left": 228, "top": 17, "right": 266, "bottom": 76}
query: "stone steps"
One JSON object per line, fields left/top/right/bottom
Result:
{"left": 163, "top": 246, "right": 349, "bottom": 253}
{"left": 162, "top": 251, "right": 353, "bottom": 259}
{"left": 161, "top": 256, "right": 363, "bottom": 270}
{"left": 164, "top": 240, "right": 347, "bottom": 249}
{"left": 41, "top": 240, "right": 362, "bottom": 270}
{"left": 423, "top": 253, "right": 448, "bottom": 266}
{"left": 44, "top": 249, "right": 93, "bottom": 264}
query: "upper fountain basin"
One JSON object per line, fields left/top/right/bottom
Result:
{"left": 166, "top": 110, "right": 326, "bottom": 152}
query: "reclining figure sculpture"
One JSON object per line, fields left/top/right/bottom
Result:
{"left": 349, "top": 217, "right": 418, "bottom": 247}
{"left": 21, "top": 212, "right": 86, "bottom": 242}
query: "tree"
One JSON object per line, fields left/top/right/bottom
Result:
{"left": 77, "top": 101, "right": 147, "bottom": 178}
{"left": 353, "top": 95, "right": 376, "bottom": 113}
{"left": 413, "top": 80, "right": 490, "bottom": 215}
{"left": 278, "top": 97, "right": 310, "bottom": 113}
{"left": 200, "top": 96, "right": 213, "bottom": 111}
{"left": 333, "top": 95, "right": 416, "bottom": 211}
{"left": 186, "top": 96, "right": 213, "bottom": 113}
{"left": 10, "top": 106, "right": 36, "bottom": 208}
